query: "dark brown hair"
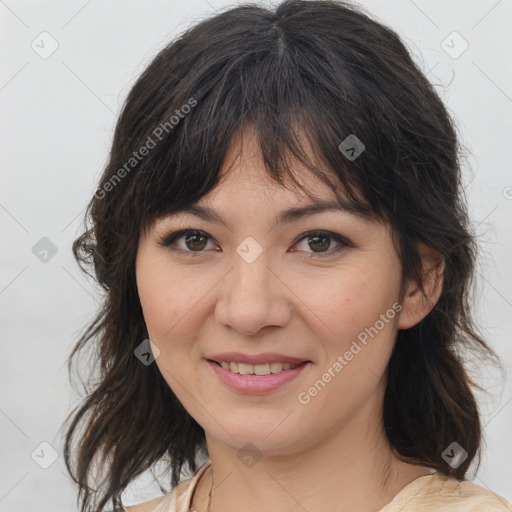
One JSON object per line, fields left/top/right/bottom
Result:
{"left": 62, "top": 1, "right": 500, "bottom": 510}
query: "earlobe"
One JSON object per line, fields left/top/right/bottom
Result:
{"left": 397, "top": 245, "right": 445, "bottom": 330}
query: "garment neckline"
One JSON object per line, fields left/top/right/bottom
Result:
{"left": 184, "top": 460, "right": 438, "bottom": 512}
{"left": 377, "top": 471, "right": 439, "bottom": 511}
{"left": 185, "top": 459, "right": 212, "bottom": 511}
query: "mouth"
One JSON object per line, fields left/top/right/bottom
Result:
{"left": 207, "top": 359, "right": 311, "bottom": 375}
{"left": 206, "top": 358, "right": 312, "bottom": 394}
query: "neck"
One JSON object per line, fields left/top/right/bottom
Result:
{"left": 191, "top": 386, "right": 432, "bottom": 512}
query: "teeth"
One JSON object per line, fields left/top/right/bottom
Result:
{"left": 218, "top": 361, "right": 298, "bottom": 375}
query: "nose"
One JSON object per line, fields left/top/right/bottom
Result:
{"left": 214, "top": 248, "right": 292, "bottom": 336}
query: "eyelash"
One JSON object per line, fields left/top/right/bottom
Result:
{"left": 157, "top": 229, "right": 352, "bottom": 259}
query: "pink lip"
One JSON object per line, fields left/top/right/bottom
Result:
{"left": 207, "top": 351, "right": 310, "bottom": 365}
{"left": 206, "top": 359, "right": 312, "bottom": 394}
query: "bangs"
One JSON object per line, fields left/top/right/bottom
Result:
{"left": 111, "top": 5, "right": 392, "bottom": 233}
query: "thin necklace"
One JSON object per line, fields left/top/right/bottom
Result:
{"left": 190, "top": 464, "right": 214, "bottom": 512}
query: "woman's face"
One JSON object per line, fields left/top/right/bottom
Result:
{"left": 136, "top": 128, "right": 419, "bottom": 456}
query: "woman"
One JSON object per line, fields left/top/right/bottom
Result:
{"left": 62, "top": 0, "right": 511, "bottom": 511}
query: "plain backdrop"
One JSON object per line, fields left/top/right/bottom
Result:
{"left": 1, "top": 0, "right": 511, "bottom": 510}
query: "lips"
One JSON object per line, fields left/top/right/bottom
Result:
{"left": 206, "top": 359, "right": 312, "bottom": 393}
{"left": 206, "top": 351, "right": 311, "bottom": 365}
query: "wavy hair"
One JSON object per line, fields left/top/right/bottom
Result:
{"left": 62, "top": 1, "right": 500, "bottom": 510}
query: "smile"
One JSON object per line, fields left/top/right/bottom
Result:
{"left": 206, "top": 359, "right": 312, "bottom": 394}
{"left": 211, "top": 360, "right": 298, "bottom": 375}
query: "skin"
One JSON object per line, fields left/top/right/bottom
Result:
{"left": 135, "top": 125, "right": 445, "bottom": 512}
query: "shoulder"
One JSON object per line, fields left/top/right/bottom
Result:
{"left": 385, "top": 471, "right": 512, "bottom": 511}
{"left": 428, "top": 472, "right": 512, "bottom": 511}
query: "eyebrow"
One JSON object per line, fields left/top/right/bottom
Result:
{"left": 175, "top": 199, "right": 369, "bottom": 230}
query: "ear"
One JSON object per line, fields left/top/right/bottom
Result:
{"left": 397, "top": 244, "right": 445, "bottom": 330}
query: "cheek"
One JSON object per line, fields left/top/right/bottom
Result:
{"left": 297, "top": 285, "right": 399, "bottom": 428}
{"left": 302, "top": 262, "right": 399, "bottom": 343}
{"left": 136, "top": 257, "right": 204, "bottom": 389}
{"left": 300, "top": 256, "right": 401, "bottom": 390}
{"left": 136, "top": 254, "right": 205, "bottom": 340}
{"left": 136, "top": 267, "right": 174, "bottom": 338}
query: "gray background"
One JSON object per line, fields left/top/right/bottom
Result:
{"left": 1, "top": 0, "right": 511, "bottom": 510}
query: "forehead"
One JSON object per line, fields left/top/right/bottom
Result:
{"left": 210, "top": 124, "right": 354, "bottom": 206}
{"left": 144, "top": 122, "right": 380, "bottom": 234}
{"left": 164, "top": 136, "right": 377, "bottom": 233}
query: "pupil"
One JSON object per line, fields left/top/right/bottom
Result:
{"left": 310, "top": 235, "right": 329, "bottom": 252}
{"left": 186, "top": 233, "right": 207, "bottom": 251}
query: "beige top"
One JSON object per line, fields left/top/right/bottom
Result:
{"left": 125, "top": 459, "right": 512, "bottom": 512}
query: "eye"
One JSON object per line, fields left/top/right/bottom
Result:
{"left": 158, "top": 229, "right": 217, "bottom": 255}
{"left": 158, "top": 229, "right": 351, "bottom": 258}
{"left": 292, "top": 231, "right": 351, "bottom": 258}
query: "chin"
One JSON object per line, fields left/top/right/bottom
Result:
{"left": 208, "top": 422, "right": 306, "bottom": 456}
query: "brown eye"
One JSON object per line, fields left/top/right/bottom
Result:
{"left": 308, "top": 234, "right": 331, "bottom": 252}
{"left": 293, "top": 231, "right": 350, "bottom": 258}
{"left": 158, "top": 229, "right": 214, "bottom": 254}
{"left": 183, "top": 232, "right": 208, "bottom": 251}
